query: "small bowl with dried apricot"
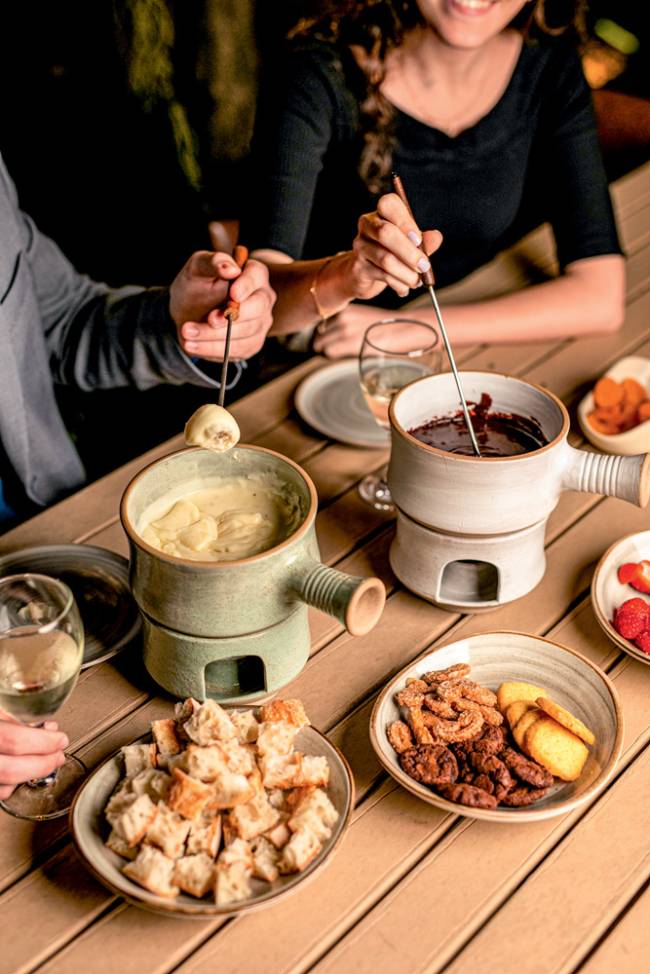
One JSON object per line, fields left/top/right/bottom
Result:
{"left": 578, "top": 356, "right": 650, "bottom": 454}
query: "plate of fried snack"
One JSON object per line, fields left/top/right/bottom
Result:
{"left": 578, "top": 356, "right": 650, "bottom": 454}
{"left": 71, "top": 698, "right": 353, "bottom": 917}
{"left": 370, "top": 632, "right": 623, "bottom": 822}
{"left": 592, "top": 529, "right": 650, "bottom": 666}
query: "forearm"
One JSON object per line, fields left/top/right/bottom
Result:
{"left": 439, "top": 255, "right": 625, "bottom": 346}
{"left": 261, "top": 252, "right": 356, "bottom": 336}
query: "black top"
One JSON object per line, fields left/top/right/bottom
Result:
{"left": 242, "top": 36, "right": 622, "bottom": 296}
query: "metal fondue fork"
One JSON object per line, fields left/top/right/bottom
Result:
{"left": 218, "top": 244, "right": 249, "bottom": 407}
{"left": 392, "top": 174, "right": 482, "bottom": 458}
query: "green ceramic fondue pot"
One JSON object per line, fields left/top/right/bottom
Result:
{"left": 120, "top": 445, "right": 385, "bottom": 703}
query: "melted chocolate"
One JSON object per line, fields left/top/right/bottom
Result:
{"left": 409, "top": 393, "right": 547, "bottom": 457}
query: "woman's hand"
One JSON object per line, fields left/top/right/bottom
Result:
{"left": 340, "top": 193, "right": 442, "bottom": 301}
{"left": 0, "top": 719, "right": 68, "bottom": 800}
{"left": 171, "top": 252, "right": 276, "bottom": 362}
{"left": 312, "top": 304, "right": 388, "bottom": 358}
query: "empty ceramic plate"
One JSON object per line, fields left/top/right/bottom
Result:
{"left": 591, "top": 529, "right": 650, "bottom": 666}
{"left": 578, "top": 355, "right": 650, "bottom": 455}
{"left": 71, "top": 721, "right": 354, "bottom": 918}
{"left": 370, "top": 630, "right": 622, "bottom": 823}
{"left": 295, "top": 360, "right": 390, "bottom": 448}
{"left": 0, "top": 544, "right": 140, "bottom": 667}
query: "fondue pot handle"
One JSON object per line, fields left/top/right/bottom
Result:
{"left": 289, "top": 560, "right": 386, "bottom": 636}
{"left": 561, "top": 447, "right": 650, "bottom": 507}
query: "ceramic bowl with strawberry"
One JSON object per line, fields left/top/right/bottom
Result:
{"left": 592, "top": 530, "right": 650, "bottom": 665}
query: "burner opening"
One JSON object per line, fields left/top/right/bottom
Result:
{"left": 205, "top": 655, "right": 266, "bottom": 699}
{"left": 439, "top": 560, "right": 499, "bottom": 604}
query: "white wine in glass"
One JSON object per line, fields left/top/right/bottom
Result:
{"left": 358, "top": 318, "right": 441, "bottom": 510}
{"left": 0, "top": 574, "right": 85, "bottom": 820}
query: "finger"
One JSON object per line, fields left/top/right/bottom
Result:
{"left": 0, "top": 720, "right": 68, "bottom": 756}
{"left": 423, "top": 229, "right": 443, "bottom": 257}
{"left": 180, "top": 330, "right": 269, "bottom": 362}
{"left": 205, "top": 288, "right": 274, "bottom": 331}
{"left": 190, "top": 251, "right": 242, "bottom": 282}
{"left": 227, "top": 260, "right": 271, "bottom": 305}
{"left": 0, "top": 750, "right": 66, "bottom": 785}
{"left": 359, "top": 216, "right": 431, "bottom": 277}
{"left": 357, "top": 237, "right": 422, "bottom": 290}
{"left": 376, "top": 193, "right": 424, "bottom": 243}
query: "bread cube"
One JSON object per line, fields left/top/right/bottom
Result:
{"left": 230, "top": 709, "right": 259, "bottom": 743}
{"left": 288, "top": 788, "right": 338, "bottom": 841}
{"left": 291, "top": 755, "right": 330, "bottom": 789}
{"left": 183, "top": 699, "right": 236, "bottom": 746}
{"left": 123, "top": 846, "right": 179, "bottom": 898}
{"left": 258, "top": 752, "right": 302, "bottom": 789}
{"left": 151, "top": 718, "right": 182, "bottom": 756}
{"left": 259, "top": 699, "right": 309, "bottom": 729}
{"left": 121, "top": 743, "right": 157, "bottom": 778}
{"left": 256, "top": 721, "right": 298, "bottom": 758}
{"left": 105, "top": 829, "right": 138, "bottom": 860}
{"left": 130, "top": 769, "right": 172, "bottom": 804}
{"left": 250, "top": 836, "right": 280, "bottom": 883}
{"left": 186, "top": 814, "right": 222, "bottom": 858}
{"left": 115, "top": 793, "right": 158, "bottom": 845}
{"left": 278, "top": 828, "right": 321, "bottom": 874}
{"left": 167, "top": 769, "right": 214, "bottom": 820}
{"left": 227, "top": 788, "right": 280, "bottom": 841}
{"left": 174, "top": 853, "right": 215, "bottom": 898}
{"left": 144, "top": 802, "right": 192, "bottom": 859}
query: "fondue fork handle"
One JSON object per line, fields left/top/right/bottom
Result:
{"left": 218, "top": 244, "right": 249, "bottom": 407}
{"left": 391, "top": 173, "right": 481, "bottom": 458}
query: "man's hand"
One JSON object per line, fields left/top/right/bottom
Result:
{"left": 0, "top": 719, "right": 68, "bottom": 800}
{"left": 170, "top": 251, "right": 276, "bottom": 362}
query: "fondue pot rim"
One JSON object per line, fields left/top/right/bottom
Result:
{"left": 388, "top": 370, "right": 569, "bottom": 462}
{"left": 120, "top": 444, "right": 318, "bottom": 569}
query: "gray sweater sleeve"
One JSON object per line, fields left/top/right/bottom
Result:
{"left": 19, "top": 202, "right": 222, "bottom": 392}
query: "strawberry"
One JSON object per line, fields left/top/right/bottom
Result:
{"left": 618, "top": 563, "right": 640, "bottom": 585}
{"left": 634, "top": 632, "right": 650, "bottom": 656}
{"left": 628, "top": 560, "right": 650, "bottom": 595}
{"left": 613, "top": 598, "right": 650, "bottom": 640}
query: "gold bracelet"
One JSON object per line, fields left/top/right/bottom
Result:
{"left": 309, "top": 252, "right": 348, "bottom": 323}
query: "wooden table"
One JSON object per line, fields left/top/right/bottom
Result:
{"left": 1, "top": 161, "right": 649, "bottom": 974}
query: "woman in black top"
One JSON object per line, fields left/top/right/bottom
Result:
{"left": 242, "top": 0, "right": 625, "bottom": 356}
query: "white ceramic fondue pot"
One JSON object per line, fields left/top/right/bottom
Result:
{"left": 387, "top": 372, "right": 650, "bottom": 610}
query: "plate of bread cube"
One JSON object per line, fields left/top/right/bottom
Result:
{"left": 71, "top": 698, "right": 353, "bottom": 916}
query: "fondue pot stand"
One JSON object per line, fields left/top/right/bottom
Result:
{"left": 388, "top": 372, "right": 650, "bottom": 612}
{"left": 121, "top": 446, "right": 385, "bottom": 703}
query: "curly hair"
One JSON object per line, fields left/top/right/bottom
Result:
{"left": 290, "top": 1, "right": 589, "bottom": 194}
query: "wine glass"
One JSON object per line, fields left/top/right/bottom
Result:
{"left": 359, "top": 318, "right": 441, "bottom": 510}
{"left": 0, "top": 574, "right": 85, "bottom": 820}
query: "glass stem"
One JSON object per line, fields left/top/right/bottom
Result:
{"left": 27, "top": 722, "right": 59, "bottom": 788}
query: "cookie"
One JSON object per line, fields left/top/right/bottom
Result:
{"left": 512, "top": 708, "right": 544, "bottom": 749}
{"left": 496, "top": 681, "right": 548, "bottom": 714}
{"left": 505, "top": 699, "right": 536, "bottom": 730}
{"left": 535, "top": 697, "right": 596, "bottom": 746}
{"left": 524, "top": 715, "right": 589, "bottom": 782}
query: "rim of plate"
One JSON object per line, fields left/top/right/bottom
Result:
{"left": 294, "top": 359, "right": 390, "bottom": 449}
{"left": 369, "top": 629, "right": 624, "bottom": 824}
{"left": 0, "top": 543, "right": 141, "bottom": 667}
{"left": 70, "top": 723, "right": 355, "bottom": 918}
{"left": 591, "top": 530, "right": 650, "bottom": 667}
